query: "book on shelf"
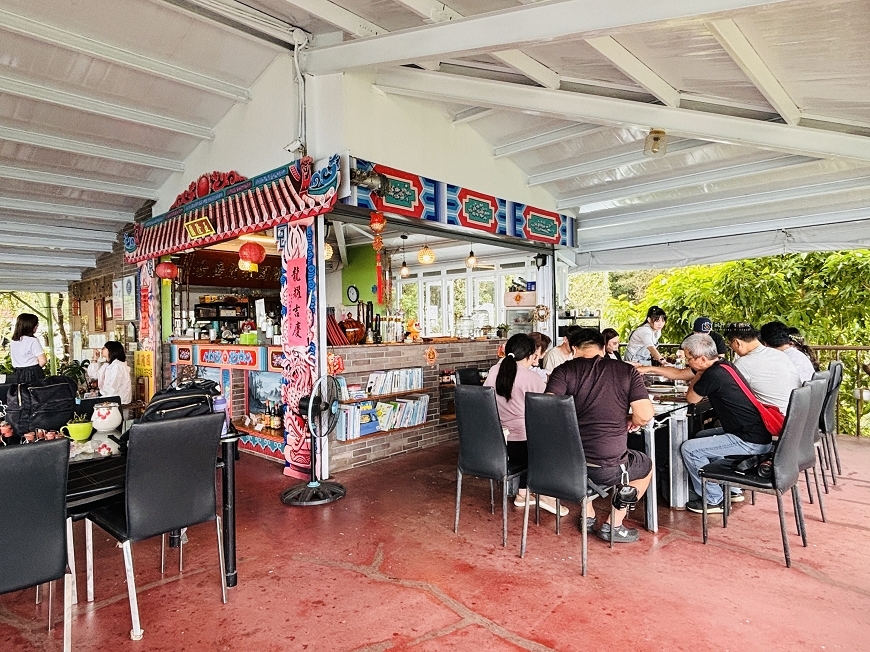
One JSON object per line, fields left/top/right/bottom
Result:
{"left": 335, "top": 376, "right": 350, "bottom": 400}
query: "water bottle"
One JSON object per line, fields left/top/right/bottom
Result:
{"left": 213, "top": 395, "right": 229, "bottom": 437}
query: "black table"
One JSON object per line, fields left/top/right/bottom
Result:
{"left": 65, "top": 429, "right": 240, "bottom": 588}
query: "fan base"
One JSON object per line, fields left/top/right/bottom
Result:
{"left": 281, "top": 481, "right": 347, "bottom": 506}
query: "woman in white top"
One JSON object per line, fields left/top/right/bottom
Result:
{"left": 9, "top": 313, "right": 47, "bottom": 383}
{"left": 87, "top": 341, "right": 132, "bottom": 404}
{"left": 625, "top": 306, "right": 668, "bottom": 365}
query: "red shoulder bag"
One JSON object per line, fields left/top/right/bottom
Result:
{"left": 720, "top": 364, "right": 785, "bottom": 437}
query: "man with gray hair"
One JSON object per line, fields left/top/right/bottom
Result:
{"left": 680, "top": 334, "right": 775, "bottom": 514}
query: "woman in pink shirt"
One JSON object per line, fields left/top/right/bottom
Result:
{"left": 484, "top": 334, "right": 567, "bottom": 516}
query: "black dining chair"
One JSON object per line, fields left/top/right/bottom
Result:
{"left": 87, "top": 413, "right": 227, "bottom": 640}
{"left": 520, "top": 393, "right": 613, "bottom": 575}
{"left": 819, "top": 360, "right": 843, "bottom": 484}
{"left": 700, "top": 385, "right": 811, "bottom": 567}
{"left": 798, "top": 376, "right": 829, "bottom": 522}
{"left": 0, "top": 438, "right": 73, "bottom": 652}
{"left": 453, "top": 385, "right": 525, "bottom": 547}
{"left": 454, "top": 368, "right": 482, "bottom": 386}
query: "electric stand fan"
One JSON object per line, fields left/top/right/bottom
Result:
{"left": 281, "top": 374, "right": 346, "bottom": 506}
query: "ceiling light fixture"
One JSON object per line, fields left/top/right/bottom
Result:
{"left": 400, "top": 234, "right": 410, "bottom": 278}
{"left": 534, "top": 253, "right": 548, "bottom": 270}
{"left": 465, "top": 249, "right": 477, "bottom": 269}
{"left": 418, "top": 238, "right": 436, "bottom": 265}
{"left": 324, "top": 242, "right": 334, "bottom": 260}
{"left": 643, "top": 128, "right": 667, "bottom": 157}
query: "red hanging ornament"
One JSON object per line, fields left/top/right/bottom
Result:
{"left": 155, "top": 261, "right": 179, "bottom": 280}
{"left": 238, "top": 241, "right": 266, "bottom": 272}
{"left": 369, "top": 211, "right": 386, "bottom": 234}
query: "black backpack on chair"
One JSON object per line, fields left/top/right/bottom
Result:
{"left": 139, "top": 377, "right": 219, "bottom": 423}
{"left": 6, "top": 376, "right": 78, "bottom": 441}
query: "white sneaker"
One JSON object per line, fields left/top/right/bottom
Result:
{"left": 513, "top": 491, "right": 533, "bottom": 507}
{"left": 536, "top": 495, "right": 569, "bottom": 517}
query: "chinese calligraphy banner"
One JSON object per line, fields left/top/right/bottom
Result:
{"left": 283, "top": 256, "right": 308, "bottom": 347}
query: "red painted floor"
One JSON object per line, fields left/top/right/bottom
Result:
{"left": 3, "top": 435, "right": 870, "bottom": 651}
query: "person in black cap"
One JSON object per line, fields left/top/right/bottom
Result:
{"left": 686, "top": 316, "right": 726, "bottom": 358}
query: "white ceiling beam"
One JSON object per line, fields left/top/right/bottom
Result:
{"left": 557, "top": 154, "right": 816, "bottom": 209}
{"left": 0, "top": 233, "right": 115, "bottom": 253}
{"left": 0, "top": 7, "right": 250, "bottom": 103}
{"left": 287, "top": 0, "right": 385, "bottom": 37}
{"left": 490, "top": 50, "right": 560, "bottom": 89}
{"left": 374, "top": 68, "right": 870, "bottom": 163}
{"left": 0, "top": 75, "right": 214, "bottom": 140}
{"left": 452, "top": 107, "right": 494, "bottom": 125}
{"left": 0, "top": 124, "right": 184, "bottom": 172}
{"left": 0, "top": 282, "right": 74, "bottom": 293}
{"left": 173, "top": 0, "right": 300, "bottom": 47}
{"left": 0, "top": 164, "right": 158, "bottom": 200}
{"left": 576, "top": 205, "right": 870, "bottom": 253}
{"left": 334, "top": 221, "right": 348, "bottom": 265}
{"left": 707, "top": 18, "right": 800, "bottom": 125}
{"left": 391, "top": 0, "right": 462, "bottom": 22}
{"left": 303, "top": 0, "right": 793, "bottom": 74}
{"left": 528, "top": 139, "right": 707, "bottom": 186}
{"left": 585, "top": 36, "right": 680, "bottom": 107}
{"left": 0, "top": 247, "right": 96, "bottom": 267}
{"left": 0, "top": 266, "right": 84, "bottom": 280}
{"left": 0, "top": 197, "right": 133, "bottom": 223}
{"left": 578, "top": 174, "right": 870, "bottom": 231}
{"left": 0, "top": 221, "right": 118, "bottom": 242}
{"left": 493, "top": 124, "right": 608, "bottom": 159}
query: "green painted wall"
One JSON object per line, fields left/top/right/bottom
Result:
{"left": 341, "top": 244, "right": 384, "bottom": 314}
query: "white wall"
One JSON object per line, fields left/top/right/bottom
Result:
{"left": 154, "top": 54, "right": 299, "bottom": 215}
{"left": 343, "top": 71, "right": 557, "bottom": 210}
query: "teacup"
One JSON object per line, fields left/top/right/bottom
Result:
{"left": 23, "top": 432, "right": 35, "bottom": 443}
{"left": 62, "top": 422, "right": 94, "bottom": 442}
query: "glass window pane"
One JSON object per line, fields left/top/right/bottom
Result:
{"left": 398, "top": 282, "right": 418, "bottom": 325}
{"left": 425, "top": 281, "right": 443, "bottom": 335}
{"left": 473, "top": 277, "right": 495, "bottom": 329}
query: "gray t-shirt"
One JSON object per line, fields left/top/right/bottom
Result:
{"left": 733, "top": 344, "right": 801, "bottom": 412}
{"left": 783, "top": 346, "right": 815, "bottom": 383}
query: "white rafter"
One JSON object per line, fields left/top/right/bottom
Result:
{"left": 528, "top": 139, "right": 708, "bottom": 186}
{"left": 0, "top": 75, "right": 214, "bottom": 139}
{"left": 0, "top": 232, "right": 115, "bottom": 253}
{"left": 490, "top": 50, "right": 560, "bottom": 89}
{"left": 585, "top": 36, "right": 680, "bottom": 107}
{"left": 0, "top": 197, "right": 133, "bottom": 223}
{"left": 452, "top": 107, "right": 494, "bottom": 125}
{"left": 0, "top": 282, "right": 76, "bottom": 293}
{"left": 493, "top": 124, "right": 609, "bottom": 159}
{"left": 557, "top": 154, "right": 817, "bottom": 209}
{"left": 0, "top": 221, "right": 118, "bottom": 243}
{"left": 0, "top": 165, "right": 158, "bottom": 200}
{"left": 287, "top": 0, "right": 385, "bottom": 38}
{"left": 0, "top": 247, "right": 96, "bottom": 267}
{"left": 576, "top": 205, "right": 870, "bottom": 253}
{"left": 0, "top": 125, "right": 184, "bottom": 172}
{"left": 0, "top": 266, "right": 85, "bottom": 281}
{"left": 303, "top": 0, "right": 794, "bottom": 74}
{"left": 707, "top": 18, "right": 800, "bottom": 125}
{"left": 0, "top": 7, "right": 251, "bottom": 102}
{"left": 373, "top": 68, "right": 870, "bottom": 163}
{"left": 578, "top": 173, "right": 870, "bottom": 231}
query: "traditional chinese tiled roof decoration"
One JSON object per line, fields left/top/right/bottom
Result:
{"left": 124, "top": 155, "right": 340, "bottom": 264}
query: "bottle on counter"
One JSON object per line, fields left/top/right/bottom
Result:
{"left": 270, "top": 402, "right": 282, "bottom": 430}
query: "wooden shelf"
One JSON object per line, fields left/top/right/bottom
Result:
{"left": 439, "top": 413, "right": 456, "bottom": 422}
{"left": 335, "top": 422, "right": 428, "bottom": 443}
{"left": 339, "top": 388, "right": 425, "bottom": 404}
{"left": 232, "top": 419, "right": 284, "bottom": 443}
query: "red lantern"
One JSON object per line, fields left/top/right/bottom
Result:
{"left": 155, "top": 261, "right": 179, "bottom": 280}
{"left": 238, "top": 242, "right": 266, "bottom": 272}
{"left": 369, "top": 211, "right": 386, "bottom": 234}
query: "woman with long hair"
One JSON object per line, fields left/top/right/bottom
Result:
{"left": 625, "top": 305, "right": 668, "bottom": 365}
{"left": 87, "top": 340, "right": 133, "bottom": 403}
{"left": 602, "top": 328, "right": 622, "bottom": 361}
{"left": 9, "top": 313, "right": 47, "bottom": 383}
{"left": 528, "top": 331, "right": 551, "bottom": 380}
{"left": 483, "top": 333, "right": 567, "bottom": 516}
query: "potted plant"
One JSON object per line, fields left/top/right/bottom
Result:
{"left": 61, "top": 413, "right": 94, "bottom": 441}
{"left": 496, "top": 323, "right": 509, "bottom": 338}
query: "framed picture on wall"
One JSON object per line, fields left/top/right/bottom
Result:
{"left": 104, "top": 299, "right": 113, "bottom": 323}
{"left": 94, "top": 297, "right": 105, "bottom": 332}
{"left": 71, "top": 297, "right": 80, "bottom": 317}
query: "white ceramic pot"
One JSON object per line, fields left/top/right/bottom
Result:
{"left": 92, "top": 403, "right": 123, "bottom": 432}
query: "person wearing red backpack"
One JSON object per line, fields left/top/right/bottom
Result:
{"left": 679, "top": 334, "right": 777, "bottom": 514}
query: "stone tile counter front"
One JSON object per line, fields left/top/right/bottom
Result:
{"left": 327, "top": 341, "right": 502, "bottom": 473}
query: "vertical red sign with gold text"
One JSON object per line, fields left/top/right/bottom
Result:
{"left": 284, "top": 257, "right": 308, "bottom": 346}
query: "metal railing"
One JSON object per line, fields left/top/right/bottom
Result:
{"left": 810, "top": 346, "right": 870, "bottom": 437}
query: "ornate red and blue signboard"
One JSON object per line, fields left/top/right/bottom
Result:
{"left": 124, "top": 155, "right": 340, "bottom": 263}
{"left": 347, "top": 157, "right": 574, "bottom": 247}
{"left": 196, "top": 346, "right": 265, "bottom": 370}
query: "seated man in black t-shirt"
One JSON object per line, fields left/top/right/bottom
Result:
{"left": 681, "top": 334, "right": 775, "bottom": 514}
{"left": 546, "top": 328, "right": 654, "bottom": 544}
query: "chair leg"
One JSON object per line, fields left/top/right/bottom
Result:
{"left": 65, "top": 518, "right": 78, "bottom": 605}
{"left": 555, "top": 499, "right": 561, "bottom": 536}
{"left": 701, "top": 480, "right": 709, "bottom": 544}
{"left": 791, "top": 485, "right": 802, "bottom": 536}
{"left": 804, "top": 469, "right": 814, "bottom": 504}
{"left": 63, "top": 571, "right": 72, "bottom": 652}
{"left": 47, "top": 580, "right": 53, "bottom": 631}
{"left": 580, "top": 495, "right": 588, "bottom": 577}
{"left": 823, "top": 435, "right": 837, "bottom": 486}
{"left": 454, "top": 471, "right": 462, "bottom": 533}
{"left": 812, "top": 462, "right": 827, "bottom": 522}
{"left": 819, "top": 446, "right": 830, "bottom": 494}
{"left": 160, "top": 533, "right": 166, "bottom": 573}
{"left": 722, "top": 485, "right": 730, "bottom": 529}
{"left": 750, "top": 491, "right": 756, "bottom": 505}
{"left": 121, "top": 541, "right": 144, "bottom": 640}
{"left": 534, "top": 495, "right": 540, "bottom": 526}
{"left": 776, "top": 492, "right": 792, "bottom": 568}
{"left": 489, "top": 480, "right": 495, "bottom": 514}
{"left": 216, "top": 516, "right": 228, "bottom": 604}
{"left": 85, "top": 519, "right": 94, "bottom": 603}
{"left": 520, "top": 500, "right": 531, "bottom": 558}
{"left": 793, "top": 485, "right": 808, "bottom": 547}
{"left": 609, "top": 493, "right": 616, "bottom": 549}
{"left": 501, "top": 479, "right": 509, "bottom": 548}
{"left": 179, "top": 528, "right": 186, "bottom": 573}
{"left": 35, "top": 582, "right": 40, "bottom": 605}
{"left": 830, "top": 431, "right": 842, "bottom": 476}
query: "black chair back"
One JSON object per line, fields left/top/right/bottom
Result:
{"left": 0, "top": 382, "right": 12, "bottom": 406}
{"left": 454, "top": 385, "right": 507, "bottom": 480}
{"left": 455, "top": 368, "right": 482, "bottom": 386}
{"left": 76, "top": 395, "right": 123, "bottom": 420}
{"left": 820, "top": 361, "right": 843, "bottom": 433}
{"left": 799, "top": 379, "right": 828, "bottom": 470}
{"left": 773, "top": 386, "right": 811, "bottom": 494}
{"left": 0, "top": 438, "right": 70, "bottom": 593}
{"left": 125, "top": 412, "right": 224, "bottom": 541}
{"left": 524, "top": 393, "right": 587, "bottom": 503}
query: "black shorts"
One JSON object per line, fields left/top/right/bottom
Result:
{"left": 587, "top": 449, "right": 652, "bottom": 487}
